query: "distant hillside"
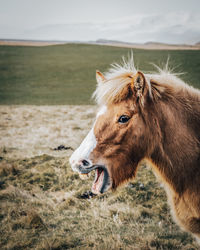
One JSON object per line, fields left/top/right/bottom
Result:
{"left": 95, "top": 39, "right": 135, "bottom": 45}
{"left": 0, "top": 39, "right": 200, "bottom": 50}
{"left": 94, "top": 39, "right": 200, "bottom": 50}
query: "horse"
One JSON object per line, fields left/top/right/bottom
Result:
{"left": 69, "top": 56, "right": 200, "bottom": 241}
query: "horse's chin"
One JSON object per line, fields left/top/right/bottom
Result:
{"left": 78, "top": 165, "right": 111, "bottom": 195}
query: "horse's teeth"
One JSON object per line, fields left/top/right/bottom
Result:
{"left": 79, "top": 173, "right": 90, "bottom": 180}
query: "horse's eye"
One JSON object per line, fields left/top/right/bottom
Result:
{"left": 118, "top": 115, "right": 130, "bottom": 124}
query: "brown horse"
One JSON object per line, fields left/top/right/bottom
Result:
{"left": 69, "top": 57, "right": 200, "bottom": 241}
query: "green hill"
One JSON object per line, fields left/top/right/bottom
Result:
{"left": 0, "top": 44, "right": 199, "bottom": 105}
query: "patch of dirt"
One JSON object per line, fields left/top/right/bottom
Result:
{"left": 0, "top": 105, "right": 96, "bottom": 159}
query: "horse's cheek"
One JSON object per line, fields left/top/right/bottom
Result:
{"left": 110, "top": 160, "right": 137, "bottom": 188}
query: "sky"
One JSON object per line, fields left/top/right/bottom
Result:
{"left": 0, "top": 0, "right": 200, "bottom": 44}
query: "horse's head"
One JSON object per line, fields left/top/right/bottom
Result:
{"left": 70, "top": 64, "right": 154, "bottom": 194}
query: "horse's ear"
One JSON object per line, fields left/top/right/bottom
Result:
{"left": 132, "top": 71, "right": 149, "bottom": 104}
{"left": 96, "top": 70, "right": 106, "bottom": 84}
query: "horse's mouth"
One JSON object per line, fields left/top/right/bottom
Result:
{"left": 78, "top": 165, "right": 111, "bottom": 194}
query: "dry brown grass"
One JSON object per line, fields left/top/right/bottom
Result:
{"left": 0, "top": 40, "right": 65, "bottom": 46}
{"left": 0, "top": 105, "right": 199, "bottom": 249}
{"left": 0, "top": 105, "right": 96, "bottom": 159}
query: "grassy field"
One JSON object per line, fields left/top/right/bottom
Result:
{"left": 0, "top": 44, "right": 200, "bottom": 105}
{"left": 0, "top": 44, "right": 200, "bottom": 249}
{"left": 1, "top": 155, "right": 198, "bottom": 250}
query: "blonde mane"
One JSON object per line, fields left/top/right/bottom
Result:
{"left": 93, "top": 56, "right": 198, "bottom": 105}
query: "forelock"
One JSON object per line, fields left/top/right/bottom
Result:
{"left": 92, "top": 55, "right": 137, "bottom": 105}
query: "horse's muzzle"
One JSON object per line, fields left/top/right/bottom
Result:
{"left": 69, "top": 157, "right": 111, "bottom": 194}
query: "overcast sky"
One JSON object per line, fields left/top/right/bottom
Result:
{"left": 0, "top": 0, "right": 200, "bottom": 44}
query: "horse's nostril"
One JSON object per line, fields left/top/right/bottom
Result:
{"left": 82, "top": 159, "right": 90, "bottom": 167}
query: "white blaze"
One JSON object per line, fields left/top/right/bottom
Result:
{"left": 69, "top": 127, "right": 96, "bottom": 170}
{"left": 69, "top": 106, "right": 107, "bottom": 171}
{"left": 96, "top": 105, "right": 107, "bottom": 117}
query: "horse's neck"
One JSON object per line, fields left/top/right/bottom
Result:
{"left": 150, "top": 94, "right": 200, "bottom": 194}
